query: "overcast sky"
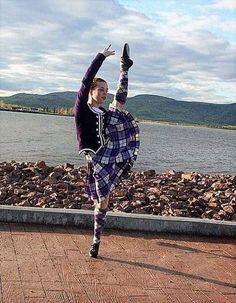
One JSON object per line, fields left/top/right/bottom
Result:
{"left": 0, "top": 0, "right": 236, "bottom": 104}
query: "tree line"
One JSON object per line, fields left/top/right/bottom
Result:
{"left": 0, "top": 101, "right": 73, "bottom": 116}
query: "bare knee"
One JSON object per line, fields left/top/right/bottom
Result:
{"left": 96, "top": 196, "right": 109, "bottom": 209}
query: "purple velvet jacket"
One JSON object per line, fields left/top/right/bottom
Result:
{"left": 73, "top": 53, "right": 108, "bottom": 154}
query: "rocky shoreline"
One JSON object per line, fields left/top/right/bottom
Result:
{"left": 0, "top": 161, "right": 235, "bottom": 221}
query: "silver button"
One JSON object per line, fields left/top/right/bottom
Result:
{"left": 98, "top": 141, "right": 101, "bottom": 144}
{"left": 97, "top": 135, "right": 100, "bottom": 138}
{"left": 96, "top": 122, "right": 98, "bottom": 125}
{"left": 96, "top": 128, "right": 98, "bottom": 131}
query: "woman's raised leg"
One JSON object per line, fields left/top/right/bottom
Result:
{"left": 112, "top": 43, "right": 133, "bottom": 110}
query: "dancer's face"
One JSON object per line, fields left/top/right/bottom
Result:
{"left": 90, "top": 81, "right": 108, "bottom": 105}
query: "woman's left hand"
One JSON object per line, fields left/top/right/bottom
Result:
{"left": 102, "top": 44, "right": 115, "bottom": 57}
{"left": 112, "top": 99, "right": 125, "bottom": 111}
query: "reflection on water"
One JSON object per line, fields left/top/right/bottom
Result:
{"left": 0, "top": 111, "right": 235, "bottom": 174}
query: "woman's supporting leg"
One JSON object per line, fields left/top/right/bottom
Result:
{"left": 93, "top": 205, "right": 107, "bottom": 244}
{"left": 89, "top": 196, "right": 109, "bottom": 258}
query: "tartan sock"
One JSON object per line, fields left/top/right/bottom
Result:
{"left": 93, "top": 207, "right": 108, "bottom": 244}
{"left": 114, "top": 69, "right": 129, "bottom": 105}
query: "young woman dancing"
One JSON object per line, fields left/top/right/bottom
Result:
{"left": 74, "top": 43, "right": 140, "bottom": 258}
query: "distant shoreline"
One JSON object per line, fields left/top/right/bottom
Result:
{"left": 0, "top": 107, "right": 73, "bottom": 117}
{"left": 1, "top": 108, "right": 235, "bottom": 130}
{"left": 138, "top": 119, "right": 236, "bottom": 130}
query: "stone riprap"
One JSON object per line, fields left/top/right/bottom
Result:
{"left": 0, "top": 161, "right": 235, "bottom": 221}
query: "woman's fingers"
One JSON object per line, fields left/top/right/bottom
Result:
{"left": 102, "top": 44, "right": 115, "bottom": 57}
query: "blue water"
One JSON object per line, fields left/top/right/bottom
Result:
{"left": 0, "top": 111, "right": 235, "bottom": 174}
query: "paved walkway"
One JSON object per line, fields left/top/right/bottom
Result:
{"left": 0, "top": 222, "right": 235, "bottom": 303}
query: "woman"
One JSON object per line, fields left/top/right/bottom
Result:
{"left": 74, "top": 44, "right": 140, "bottom": 258}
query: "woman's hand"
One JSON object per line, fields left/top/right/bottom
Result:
{"left": 111, "top": 99, "right": 125, "bottom": 112}
{"left": 102, "top": 44, "right": 115, "bottom": 57}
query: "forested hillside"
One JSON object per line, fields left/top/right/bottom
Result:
{"left": 1, "top": 92, "right": 235, "bottom": 126}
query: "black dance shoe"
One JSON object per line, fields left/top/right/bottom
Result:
{"left": 121, "top": 43, "right": 133, "bottom": 70}
{"left": 89, "top": 242, "right": 100, "bottom": 258}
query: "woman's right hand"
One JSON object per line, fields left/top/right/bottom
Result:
{"left": 102, "top": 44, "right": 115, "bottom": 57}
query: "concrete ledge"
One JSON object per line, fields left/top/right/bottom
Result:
{"left": 0, "top": 205, "right": 235, "bottom": 237}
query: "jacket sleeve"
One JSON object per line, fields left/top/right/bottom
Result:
{"left": 73, "top": 53, "right": 106, "bottom": 116}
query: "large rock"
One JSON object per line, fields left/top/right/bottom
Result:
{"left": 0, "top": 189, "right": 7, "bottom": 201}
{"left": 34, "top": 160, "right": 48, "bottom": 171}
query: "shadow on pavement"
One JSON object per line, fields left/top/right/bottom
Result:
{"left": 101, "top": 256, "right": 236, "bottom": 289}
{"left": 157, "top": 241, "right": 236, "bottom": 260}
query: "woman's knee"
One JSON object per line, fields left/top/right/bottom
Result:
{"left": 97, "top": 196, "right": 109, "bottom": 209}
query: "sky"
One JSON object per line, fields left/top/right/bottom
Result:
{"left": 0, "top": 0, "right": 236, "bottom": 104}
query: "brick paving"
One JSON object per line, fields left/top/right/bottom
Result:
{"left": 0, "top": 222, "right": 235, "bottom": 303}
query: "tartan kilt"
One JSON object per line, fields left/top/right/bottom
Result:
{"left": 84, "top": 107, "right": 140, "bottom": 203}
{"left": 84, "top": 160, "right": 129, "bottom": 202}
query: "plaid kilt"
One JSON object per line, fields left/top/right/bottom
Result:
{"left": 85, "top": 106, "right": 140, "bottom": 202}
{"left": 85, "top": 160, "right": 129, "bottom": 202}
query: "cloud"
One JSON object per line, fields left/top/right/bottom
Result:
{"left": 213, "top": 0, "right": 236, "bottom": 10}
{"left": 0, "top": 0, "right": 235, "bottom": 104}
{"left": 219, "top": 19, "right": 236, "bottom": 32}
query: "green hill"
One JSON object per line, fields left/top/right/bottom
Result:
{"left": 0, "top": 92, "right": 235, "bottom": 126}
{"left": 125, "top": 94, "right": 236, "bottom": 126}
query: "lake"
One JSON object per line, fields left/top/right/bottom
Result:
{"left": 0, "top": 111, "right": 235, "bottom": 174}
